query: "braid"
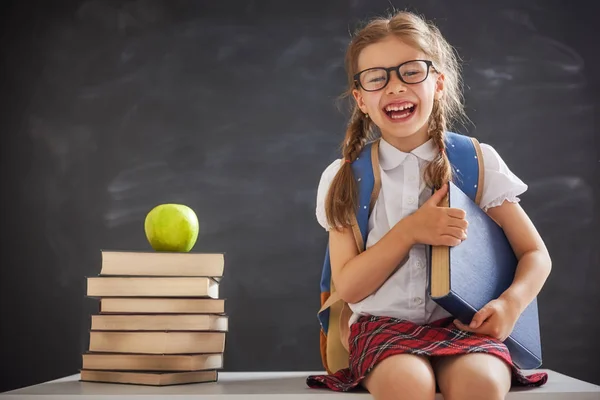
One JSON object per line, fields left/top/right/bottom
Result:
{"left": 343, "top": 108, "right": 369, "bottom": 161}
{"left": 424, "top": 99, "right": 452, "bottom": 190}
{"left": 325, "top": 107, "right": 370, "bottom": 230}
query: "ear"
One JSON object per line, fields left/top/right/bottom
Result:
{"left": 434, "top": 72, "right": 445, "bottom": 101}
{"left": 352, "top": 88, "right": 369, "bottom": 115}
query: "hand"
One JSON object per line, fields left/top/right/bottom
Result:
{"left": 453, "top": 296, "right": 521, "bottom": 341}
{"left": 405, "top": 183, "right": 468, "bottom": 246}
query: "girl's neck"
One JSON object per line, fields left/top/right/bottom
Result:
{"left": 381, "top": 124, "right": 430, "bottom": 153}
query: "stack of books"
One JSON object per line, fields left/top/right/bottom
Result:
{"left": 81, "top": 250, "right": 227, "bottom": 386}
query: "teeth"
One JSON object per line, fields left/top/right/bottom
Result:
{"left": 385, "top": 103, "right": 414, "bottom": 112}
{"left": 391, "top": 111, "right": 411, "bottom": 119}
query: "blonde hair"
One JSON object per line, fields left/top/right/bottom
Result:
{"left": 326, "top": 11, "right": 467, "bottom": 229}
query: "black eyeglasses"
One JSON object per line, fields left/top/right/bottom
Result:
{"left": 353, "top": 60, "right": 436, "bottom": 92}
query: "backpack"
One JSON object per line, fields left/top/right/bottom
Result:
{"left": 317, "top": 131, "right": 485, "bottom": 374}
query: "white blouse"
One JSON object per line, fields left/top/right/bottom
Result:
{"left": 316, "top": 137, "right": 528, "bottom": 326}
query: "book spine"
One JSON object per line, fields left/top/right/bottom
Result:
{"left": 433, "top": 292, "right": 477, "bottom": 326}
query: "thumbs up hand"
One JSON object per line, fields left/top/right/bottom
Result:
{"left": 404, "top": 183, "right": 468, "bottom": 247}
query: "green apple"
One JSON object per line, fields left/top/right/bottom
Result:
{"left": 144, "top": 204, "right": 199, "bottom": 252}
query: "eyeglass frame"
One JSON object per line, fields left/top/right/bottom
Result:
{"left": 353, "top": 59, "right": 437, "bottom": 92}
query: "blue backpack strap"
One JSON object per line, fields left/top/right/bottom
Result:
{"left": 350, "top": 140, "right": 380, "bottom": 249}
{"left": 317, "top": 140, "right": 379, "bottom": 334}
{"left": 445, "top": 132, "right": 484, "bottom": 205}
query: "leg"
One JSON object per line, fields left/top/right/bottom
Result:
{"left": 432, "top": 353, "right": 511, "bottom": 400}
{"left": 362, "top": 354, "right": 436, "bottom": 400}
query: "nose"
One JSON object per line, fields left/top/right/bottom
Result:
{"left": 386, "top": 72, "right": 407, "bottom": 94}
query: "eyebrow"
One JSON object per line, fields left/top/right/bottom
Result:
{"left": 358, "top": 56, "right": 425, "bottom": 71}
{"left": 357, "top": 59, "right": 422, "bottom": 72}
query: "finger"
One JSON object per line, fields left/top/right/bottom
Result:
{"left": 428, "top": 183, "right": 448, "bottom": 205}
{"left": 447, "top": 217, "right": 468, "bottom": 230}
{"left": 455, "top": 319, "right": 500, "bottom": 339}
{"left": 446, "top": 207, "right": 466, "bottom": 219}
{"left": 439, "top": 235, "right": 462, "bottom": 247}
{"left": 443, "top": 227, "right": 467, "bottom": 241}
{"left": 471, "top": 305, "right": 495, "bottom": 328}
{"left": 453, "top": 319, "right": 475, "bottom": 332}
{"left": 472, "top": 322, "right": 503, "bottom": 340}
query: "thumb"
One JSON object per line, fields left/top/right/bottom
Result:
{"left": 427, "top": 183, "right": 448, "bottom": 206}
{"left": 470, "top": 304, "right": 495, "bottom": 328}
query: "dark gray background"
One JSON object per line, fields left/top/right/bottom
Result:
{"left": 1, "top": 0, "right": 598, "bottom": 393}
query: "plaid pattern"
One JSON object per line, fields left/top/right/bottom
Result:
{"left": 307, "top": 316, "right": 548, "bottom": 392}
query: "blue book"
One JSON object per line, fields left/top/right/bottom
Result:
{"left": 428, "top": 181, "right": 543, "bottom": 369}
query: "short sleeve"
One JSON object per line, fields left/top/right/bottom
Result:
{"left": 479, "top": 143, "right": 528, "bottom": 211}
{"left": 316, "top": 159, "right": 343, "bottom": 231}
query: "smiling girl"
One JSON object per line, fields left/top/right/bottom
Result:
{"left": 307, "top": 10, "right": 551, "bottom": 400}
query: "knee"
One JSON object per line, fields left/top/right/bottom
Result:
{"left": 387, "top": 366, "right": 435, "bottom": 398}
{"left": 364, "top": 355, "right": 436, "bottom": 400}
{"left": 444, "top": 360, "right": 510, "bottom": 400}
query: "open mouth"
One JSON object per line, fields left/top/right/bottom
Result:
{"left": 383, "top": 102, "right": 417, "bottom": 120}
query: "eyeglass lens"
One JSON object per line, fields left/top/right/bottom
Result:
{"left": 359, "top": 60, "right": 430, "bottom": 91}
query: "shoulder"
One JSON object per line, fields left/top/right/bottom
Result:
{"left": 479, "top": 142, "right": 509, "bottom": 173}
{"left": 477, "top": 141, "right": 528, "bottom": 211}
{"left": 315, "top": 159, "right": 344, "bottom": 231}
{"left": 317, "top": 158, "right": 344, "bottom": 196}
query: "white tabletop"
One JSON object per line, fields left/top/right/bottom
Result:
{"left": 1, "top": 370, "right": 599, "bottom": 399}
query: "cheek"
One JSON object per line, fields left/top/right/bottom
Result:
{"left": 419, "top": 93, "right": 435, "bottom": 112}
{"left": 420, "top": 81, "right": 437, "bottom": 104}
{"left": 414, "top": 86, "right": 436, "bottom": 114}
{"left": 361, "top": 93, "right": 381, "bottom": 112}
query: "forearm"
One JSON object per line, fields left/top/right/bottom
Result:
{"left": 336, "top": 217, "right": 415, "bottom": 304}
{"left": 501, "top": 249, "right": 552, "bottom": 314}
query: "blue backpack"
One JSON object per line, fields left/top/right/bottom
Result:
{"left": 317, "top": 131, "right": 484, "bottom": 374}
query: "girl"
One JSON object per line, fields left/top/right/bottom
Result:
{"left": 307, "top": 10, "right": 552, "bottom": 400}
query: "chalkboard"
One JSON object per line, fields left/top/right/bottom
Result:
{"left": 0, "top": 0, "right": 598, "bottom": 392}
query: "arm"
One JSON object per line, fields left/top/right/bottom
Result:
{"left": 487, "top": 201, "right": 552, "bottom": 313}
{"left": 329, "top": 218, "right": 414, "bottom": 304}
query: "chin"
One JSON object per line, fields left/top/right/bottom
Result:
{"left": 377, "top": 118, "right": 428, "bottom": 141}
{"left": 385, "top": 126, "right": 422, "bottom": 139}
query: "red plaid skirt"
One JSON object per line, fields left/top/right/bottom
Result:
{"left": 307, "top": 316, "right": 548, "bottom": 392}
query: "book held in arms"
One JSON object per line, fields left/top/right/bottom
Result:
{"left": 81, "top": 250, "right": 227, "bottom": 386}
{"left": 428, "top": 182, "right": 543, "bottom": 369}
